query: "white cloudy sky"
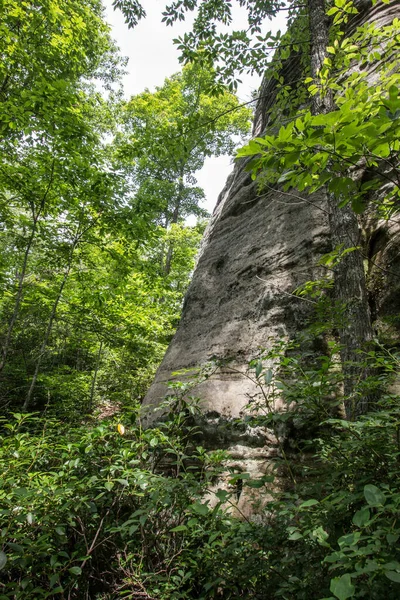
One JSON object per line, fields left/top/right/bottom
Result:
{"left": 103, "top": 0, "right": 287, "bottom": 215}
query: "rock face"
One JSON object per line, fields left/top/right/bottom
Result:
{"left": 144, "top": 171, "right": 330, "bottom": 419}
{"left": 143, "top": 0, "right": 400, "bottom": 513}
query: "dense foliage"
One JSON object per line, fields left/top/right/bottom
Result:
{"left": 1, "top": 0, "right": 399, "bottom": 599}
{"left": 0, "top": 1, "right": 250, "bottom": 415}
{"left": 1, "top": 336, "right": 399, "bottom": 599}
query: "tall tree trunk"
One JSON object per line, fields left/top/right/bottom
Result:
{"left": 23, "top": 254, "right": 74, "bottom": 411}
{"left": 89, "top": 340, "right": 103, "bottom": 412}
{"left": 0, "top": 224, "right": 37, "bottom": 373}
{"left": 164, "top": 173, "right": 184, "bottom": 275}
{"left": 0, "top": 160, "right": 55, "bottom": 373}
{"left": 308, "top": 0, "right": 374, "bottom": 419}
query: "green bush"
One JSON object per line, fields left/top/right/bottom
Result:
{"left": 1, "top": 345, "right": 400, "bottom": 599}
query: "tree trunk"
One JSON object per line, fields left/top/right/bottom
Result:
{"left": 89, "top": 340, "right": 103, "bottom": 412}
{"left": 0, "top": 161, "right": 55, "bottom": 373}
{"left": 0, "top": 224, "right": 37, "bottom": 373}
{"left": 164, "top": 173, "right": 184, "bottom": 275}
{"left": 23, "top": 255, "right": 74, "bottom": 411}
{"left": 308, "top": 0, "right": 374, "bottom": 419}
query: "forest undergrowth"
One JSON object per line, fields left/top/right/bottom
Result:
{"left": 1, "top": 311, "right": 400, "bottom": 600}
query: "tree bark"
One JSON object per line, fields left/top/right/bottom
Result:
{"left": 163, "top": 172, "right": 185, "bottom": 275}
{"left": 308, "top": 0, "right": 374, "bottom": 419}
{"left": 0, "top": 160, "right": 55, "bottom": 374}
{"left": 23, "top": 251, "right": 75, "bottom": 411}
{"left": 0, "top": 224, "right": 37, "bottom": 373}
{"left": 89, "top": 340, "right": 103, "bottom": 412}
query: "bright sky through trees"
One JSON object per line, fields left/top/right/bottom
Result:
{"left": 103, "top": 0, "right": 287, "bottom": 216}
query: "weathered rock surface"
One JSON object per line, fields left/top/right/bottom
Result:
{"left": 144, "top": 173, "right": 330, "bottom": 416}
{"left": 143, "top": 0, "right": 400, "bottom": 512}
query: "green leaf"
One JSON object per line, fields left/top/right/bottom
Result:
{"left": 190, "top": 502, "right": 209, "bottom": 515}
{"left": 264, "top": 369, "right": 273, "bottom": 385}
{"left": 338, "top": 532, "right": 360, "bottom": 548}
{"left": 385, "top": 572, "right": 400, "bottom": 583}
{"left": 299, "top": 498, "right": 319, "bottom": 508}
{"left": 104, "top": 481, "right": 114, "bottom": 491}
{"left": 311, "top": 526, "right": 330, "bottom": 547}
{"left": 383, "top": 561, "right": 400, "bottom": 571}
{"left": 246, "top": 479, "right": 265, "bottom": 488}
{"left": 215, "top": 489, "right": 230, "bottom": 502}
{"left": 389, "top": 85, "right": 398, "bottom": 101}
{"left": 324, "top": 552, "right": 344, "bottom": 564}
{"left": 255, "top": 360, "right": 263, "bottom": 378}
{"left": 170, "top": 525, "right": 188, "bottom": 532}
{"left": 386, "top": 533, "right": 399, "bottom": 545}
{"left": 364, "top": 484, "right": 386, "bottom": 506}
{"left": 0, "top": 551, "right": 7, "bottom": 571}
{"left": 351, "top": 196, "right": 365, "bottom": 214}
{"left": 352, "top": 507, "right": 370, "bottom": 527}
{"left": 288, "top": 531, "right": 303, "bottom": 541}
{"left": 330, "top": 574, "right": 355, "bottom": 600}
{"left": 115, "top": 479, "right": 129, "bottom": 487}
{"left": 7, "top": 543, "right": 23, "bottom": 553}
{"left": 69, "top": 566, "right": 82, "bottom": 576}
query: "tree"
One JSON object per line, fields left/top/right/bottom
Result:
{"left": 112, "top": 0, "right": 302, "bottom": 91}
{"left": 237, "top": 1, "right": 400, "bottom": 417}
{"left": 0, "top": 0, "right": 120, "bottom": 143}
{"left": 0, "top": 0, "right": 126, "bottom": 408}
{"left": 113, "top": 0, "right": 399, "bottom": 417}
{"left": 114, "top": 63, "right": 251, "bottom": 273}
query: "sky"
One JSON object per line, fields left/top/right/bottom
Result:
{"left": 103, "top": 0, "right": 287, "bottom": 216}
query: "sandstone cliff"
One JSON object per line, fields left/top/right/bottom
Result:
{"left": 143, "top": 0, "right": 400, "bottom": 512}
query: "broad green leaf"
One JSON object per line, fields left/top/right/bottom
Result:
{"left": 386, "top": 533, "right": 399, "bottom": 545}
{"left": 385, "top": 571, "right": 400, "bottom": 583}
{"left": 351, "top": 196, "right": 365, "bottom": 214}
{"left": 69, "top": 566, "right": 82, "bottom": 576}
{"left": 264, "top": 369, "right": 273, "bottom": 385}
{"left": 383, "top": 561, "right": 400, "bottom": 571}
{"left": 364, "top": 484, "right": 386, "bottom": 506}
{"left": 299, "top": 499, "right": 319, "bottom": 508}
{"left": 246, "top": 479, "right": 265, "bottom": 488}
{"left": 116, "top": 479, "right": 129, "bottom": 487}
{"left": 389, "top": 85, "right": 399, "bottom": 100}
{"left": 7, "top": 543, "right": 23, "bottom": 553}
{"left": 170, "top": 525, "right": 188, "bottom": 532}
{"left": 0, "top": 552, "right": 7, "bottom": 571}
{"left": 352, "top": 507, "right": 370, "bottom": 527}
{"left": 338, "top": 532, "right": 360, "bottom": 548}
{"left": 215, "top": 489, "right": 229, "bottom": 502}
{"left": 288, "top": 531, "right": 303, "bottom": 541}
{"left": 190, "top": 502, "right": 209, "bottom": 516}
{"left": 311, "top": 526, "right": 330, "bottom": 547}
{"left": 330, "top": 574, "right": 355, "bottom": 600}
